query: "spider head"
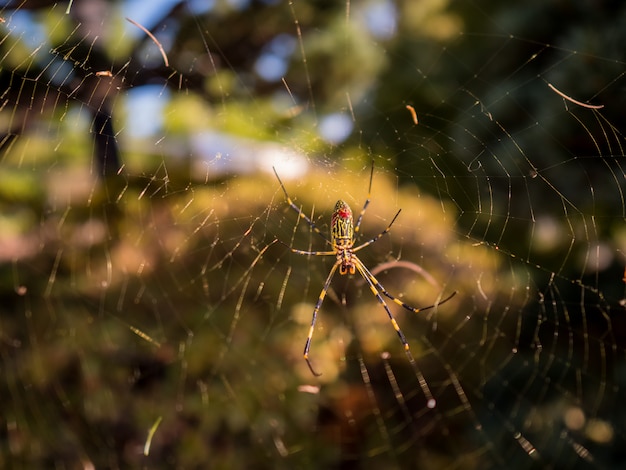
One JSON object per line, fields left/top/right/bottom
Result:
{"left": 331, "top": 200, "right": 354, "bottom": 245}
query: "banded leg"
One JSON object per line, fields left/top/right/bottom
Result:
{"left": 357, "top": 260, "right": 457, "bottom": 314}
{"left": 354, "top": 161, "right": 375, "bottom": 234}
{"left": 352, "top": 209, "right": 402, "bottom": 252}
{"left": 289, "top": 248, "right": 336, "bottom": 256}
{"left": 353, "top": 259, "right": 437, "bottom": 405}
{"left": 273, "top": 167, "right": 331, "bottom": 245}
{"left": 303, "top": 261, "right": 340, "bottom": 376}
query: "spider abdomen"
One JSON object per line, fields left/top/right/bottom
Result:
{"left": 331, "top": 200, "right": 354, "bottom": 244}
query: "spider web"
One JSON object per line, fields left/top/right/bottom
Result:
{"left": 1, "top": 0, "right": 625, "bottom": 468}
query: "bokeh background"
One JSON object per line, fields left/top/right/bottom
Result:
{"left": 1, "top": 0, "right": 625, "bottom": 468}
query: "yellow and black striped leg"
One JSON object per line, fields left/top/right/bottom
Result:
{"left": 352, "top": 209, "right": 402, "bottom": 252}
{"left": 353, "top": 262, "right": 411, "bottom": 353}
{"left": 358, "top": 261, "right": 457, "bottom": 313}
{"left": 303, "top": 262, "right": 340, "bottom": 377}
{"left": 273, "top": 167, "right": 331, "bottom": 244}
{"left": 353, "top": 259, "right": 438, "bottom": 406}
{"left": 290, "top": 248, "right": 337, "bottom": 256}
{"left": 354, "top": 160, "right": 375, "bottom": 234}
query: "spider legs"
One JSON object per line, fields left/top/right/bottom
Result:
{"left": 357, "top": 261, "right": 457, "bottom": 314}
{"left": 353, "top": 258, "right": 440, "bottom": 405}
{"left": 303, "top": 262, "right": 340, "bottom": 376}
{"left": 352, "top": 209, "right": 401, "bottom": 252}
{"left": 273, "top": 167, "right": 330, "bottom": 244}
{"left": 301, "top": 256, "right": 455, "bottom": 378}
{"left": 354, "top": 160, "right": 375, "bottom": 234}
{"left": 289, "top": 247, "right": 336, "bottom": 256}
{"left": 353, "top": 260, "right": 411, "bottom": 353}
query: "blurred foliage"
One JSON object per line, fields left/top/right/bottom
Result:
{"left": 0, "top": 0, "right": 625, "bottom": 468}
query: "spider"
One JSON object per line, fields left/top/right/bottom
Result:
{"left": 273, "top": 162, "right": 456, "bottom": 377}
